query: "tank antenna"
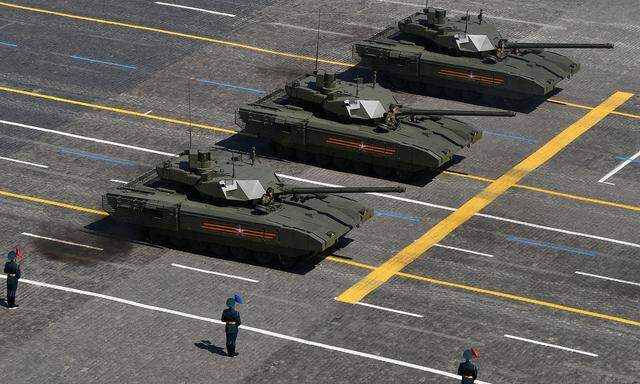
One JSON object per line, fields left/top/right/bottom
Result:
{"left": 465, "top": 10, "right": 469, "bottom": 33}
{"left": 188, "top": 77, "right": 193, "bottom": 149}
{"left": 314, "top": 8, "right": 321, "bottom": 75}
{"left": 373, "top": 70, "right": 377, "bottom": 88}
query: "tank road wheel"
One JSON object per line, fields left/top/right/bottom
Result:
{"left": 276, "top": 254, "right": 298, "bottom": 269}
{"left": 230, "top": 247, "right": 251, "bottom": 261}
{"left": 373, "top": 165, "right": 393, "bottom": 178}
{"left": 252, "top": 251, "right": 275, "bottom": 265}
{"left": 208, "top": 243, "right": 230, "bottom": 257}
{"left": 351, "top": 160, "right": 372, "bottom": 174}
{"left": 444, "top": 88, "right": 462, "bottom": 100}
{"left": 332, "top": 157, "right": 351, "bottom": 170}
{"left": 314, "top": 153, "right": 332, "bottom": 167}
{"left": 295, "top": 149, "right": 313, "bottom": 163}
{"left": 190, "top": 239, "right": 208, "bottom": 252}
{"left": 394, "top": 168, "right": 415, "bottom": 182}
{"left": 463, "top": 90, "right": 481, "bottom": 102}
{"left": 147, "top": 229, "right": 167, "bottom": 245}
{"left": 169, "top": 235, "right": 187, "bottom": 248}
{"left": 271, "top": 141, "right": 294, "bottom": 158}
{"left": 426, "top": 84, "right": 443, "bottom": 97}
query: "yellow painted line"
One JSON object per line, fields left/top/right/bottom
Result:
{"left": 326, "top": 256, "right": 640, "bottom": 327}
{"left": 336, "top": 91, "right": 634, "bottom": 304}
{"left": 2, "top": 84, "right": 638, "bottom": 215}
{"left": 1, "top": 187, "right": 638, "bottom": 328}
{"left": 0, "top": 1, "right": 352, "bottom": 67}
{"left": 393, "top": 271, "right": 640, "bottom": 327}
{"left": 3, "top": 2, "right": 640, "bottom": 123}
{"left": 442, "top": 171, "right": 640, "bottom": 213}
{"left": 548, "top": 98, "right": 640, "bottom": 120}
{"left": 0, "top": 85, "right": 238, "bottom": 135}
{"left": 0, "top": 189, "right": 108, "bottom": 216}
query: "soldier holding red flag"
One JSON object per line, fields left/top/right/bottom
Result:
{"left": 4, "top": 246, "right": 23, "bottom": 309}
{"left": 458, "top": 348, "right": 479, "bottom": 383}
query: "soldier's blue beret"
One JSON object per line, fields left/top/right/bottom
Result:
{"left": 7, "top": 251, "right": 16, "bottom": 261}
{"left": 226, "top": 298, "right": 236, "bottom": 308}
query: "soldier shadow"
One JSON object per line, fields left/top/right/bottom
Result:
{"left": 194, "top": 340, "right": 228, "bottom": 357}
{"left": 0, "top": 298, "right": 8, "bottom": 308}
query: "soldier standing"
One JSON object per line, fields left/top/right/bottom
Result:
{"left": 221, "top": 296, "right": 242, "bottom": 357}
{"left": 458, "top": 349, "right": 479, "bottom": 383}
{"left": 4, "top": 251, "right": 21, "bottom": 309}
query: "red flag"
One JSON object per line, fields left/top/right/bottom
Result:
{"left": 471, "top": 348, "right": 479, "bottom": 359}
{"left": 15, "top": 246, "right": 24, "bottom": 261}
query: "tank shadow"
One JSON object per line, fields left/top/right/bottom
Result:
{"left": 195, "top": 340, "right": 228, "bottom": 357}
{"left": 27, "top": 220, "right": 138, "bottom": 267}
{"left": 88, "top": 218, "right": 327, "bottom": 275}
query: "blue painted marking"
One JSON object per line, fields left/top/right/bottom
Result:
{"left": 506, "top": 236, "right": 596, "bottom": 257}
{"left": 615, "top": 156, "right": 640, "bottom": 164}
{"left": 0, "top": 41, "right": 17, "bottom": 47}
{"left": 483, "top": 130, "right": 538, "bottom": 143}
{"left": 375, "top": 210, "right": 420, "bottom": 223}
{"left": 196, "top": 78, "right": 266, "bottom": 94}
{"left": 60, "top": 149, "right": 139, "bottom": 167}
{"left": 69, "top": 55, "right": 137, "bottom": 70}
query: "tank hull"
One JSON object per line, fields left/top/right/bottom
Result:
{"left": 238, "top": 89, "right": 481, "bottom": 179}
{"left": 103, "top": 170, "right": 373, "bottom": 264}
{"left": 354, "top": 27, "right": 580, "bottom": 100}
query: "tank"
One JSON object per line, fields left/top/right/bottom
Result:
{"left": 353, "top": 3, "right": 614, "bottom": 102}
{"left": 102, "top": 149, "right": 405, "bottom": 267}
{"left": 237, "top": 72, "right": 514, "bottom": 180}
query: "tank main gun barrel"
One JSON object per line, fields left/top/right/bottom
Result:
{"left": 276, "top": 186, "right": 406, "bottom": 195}
{"left": 397, "top": 109, "right": 516, "bottom": 117}
{"left": 502, "top": 42, "right": 614, "bottom": 49}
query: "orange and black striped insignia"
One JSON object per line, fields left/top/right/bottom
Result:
{"left": 437, "top": 68, "right": 504, "bottom": 85}
{"left": 201, "top": 222, "right": 277, "bottom": 240}
{"left": 326, "top": 137, "right": 396, "bottom": 155}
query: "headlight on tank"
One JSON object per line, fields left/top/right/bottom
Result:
{"left": 326, "top": 231, "right": 335, "bottom": 238}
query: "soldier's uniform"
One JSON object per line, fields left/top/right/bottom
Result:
{"left": 221, "top": 298, "right": 242, "bottom": 357}
{"left": 4, "top": 251, "right": 21, "bottom": 308}
{"left": 384, "top": 105, "right": 399, "bottom": 126}
{"left": 458, "top": 349, "right": 478, "bottom": 384}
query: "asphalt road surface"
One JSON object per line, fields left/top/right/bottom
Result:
{"left": 0, "top": 1, "right": 638, "bottom": 383}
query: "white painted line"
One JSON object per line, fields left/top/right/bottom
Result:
{"left": 504, "top": 335, "right": 598, "bottom": 357}
{"left": 0, "top": 155, "right": 48, "bottom": 168}
{"left": 275, "top": 174, "right": 640, "bottom": 250}
{"left": 0, "top": 119, "right": 177, "bottom": 157}
{"left": 434, "top": 244, "right": 494, "bottom": 258}
{"left": 144, "top": 110, "right": 153, "bottom": 115}
{"left": 4, "top": 117, "right": 635, "bottom": 251}
{"left": 0, "top": 274, "right": 491, "bottom": 384}
{"left": 171, "top": 263, "right": 259, "bottom": 283}
{"left": 575, "top": 271, "right": 640, "bottom": 287}
{"left": 598, "top": 149, "right": 640, "bottom": 183}
{"left": 347, "top": 299, "right": 424, "bottom": 318}
{"left": 601, "top": 181, "right": 615, "bottom": 186}
{"left": 154, "top": 2, "right": 236, "bottom": 17}
{"left": 21, "top": 232, "right": 103, "bottom": 251}
{"left": 267, "top": 22, "right": 353, "bottom": 37}
{"left": 109, "top": 179, "right": 128, "bottom": 184}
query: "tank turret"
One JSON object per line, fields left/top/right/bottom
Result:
{"left": 353, "top": 3, "right": 615, "bottom": 102}
{"left": 396, "top": 5, "right": 613, "bottom": 58}
{"left": 103, "top": 149, "right": 405, "bottom": 266}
